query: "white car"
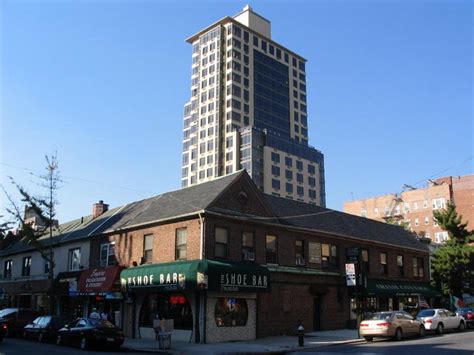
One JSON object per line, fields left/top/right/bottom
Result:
{"left": 416, "top": 308, "right": 466, "bottom": 334}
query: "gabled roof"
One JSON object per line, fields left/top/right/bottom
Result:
{"left": 1, "top": 172, "right": 245, "bottom": 257}
{"left": 262, "top": 194, "right": 429, "bottom": 252}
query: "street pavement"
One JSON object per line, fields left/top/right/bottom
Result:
{"left": 290, "top": 328, "right": 474, "bottom": 354}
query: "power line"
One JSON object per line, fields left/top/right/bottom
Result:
{"left": 409, "top": 156, "right": 473, "bottom": 188}
{"left": 1, "top": 162, "right": 155, "bottom": 194}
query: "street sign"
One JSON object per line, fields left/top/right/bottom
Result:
{"left": 345, "top": 263, "right": 356, "bottom": 286}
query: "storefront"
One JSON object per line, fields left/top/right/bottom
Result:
{"left": 351, "top": 279, "right": 440, "bottom": 318}
{"left": 77, "top": 265, "right": 124, "bottom": 325}
{"left": 120, "top": 259, "right": 271, "bottom": 343}
{"left": 54, "top": 270, "right": 84, "bottom": 317}
{"left": 0, "top": 278, "right": 52, "bottom": 313}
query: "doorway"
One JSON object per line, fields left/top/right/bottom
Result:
{"left": 313, "top": 295, "right": 322, "bottom": 331}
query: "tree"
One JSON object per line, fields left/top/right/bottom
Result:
{"left": 2, "top": 153, "right": 62, "bottom": 313}
{"left": 431, "top": 203, "right": 474, "bottom": 297}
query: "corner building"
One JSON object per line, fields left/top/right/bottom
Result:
{"left": 181, "top": 6, "right": 326, "bottom": 206}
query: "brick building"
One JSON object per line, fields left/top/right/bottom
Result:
{"left": 344, "top": 174, "right": 474, "bottom": 244}
{"left": 1, "top": 171, "right": 434, "bottom": 343}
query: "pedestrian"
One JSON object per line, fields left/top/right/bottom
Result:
{"left": 100, "top": 309, "right": 109, "bottom": 321}
{"left": 89, "top": 307, "right": 100, "bottom": 319}
{"left": 297, "top": 320, "right": 305, "bottom": 347}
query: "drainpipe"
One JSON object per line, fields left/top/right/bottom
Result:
{"left": 198, "top": 213, "right": 205, "bottom": 260}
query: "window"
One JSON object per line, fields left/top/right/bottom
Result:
{"left": 397, "top": 255, "right": 404, "bottom": 276}
{"left": 423, "top": 200, "right": 428, "bottom": 208}
{"left": 308, "top": 177, "right": 316, "bottom": 187}
{"left": 4, "top": 260, "right": 12, "bottom": 279}
{"left": 296, "top": 161, "right": 303, "bottom": 170}
{"left": 435, "top": 231, "right": 449, "bottom": 244}
{"left": 285, "top": 183, "right": 293, "bottom": 194}
{"left": 285, "top": 157, "right": 293, "bottom": 167}
{"left": 215, "top": 298, "right": 248, "bottom": 327}
{"left": 266, "top": 235, "right": 277, "bottom": 264}
{"left": 176, "top": 228, "right": 187, "bottom": 260}
{"left": 44, "top": 253, "right": 54, "bottom": 274}
{"left": 297, "top": 173, "right": 303, "bottom": 183}
{"left": 308, "top": 165, "right": 316, "bottom": 174}
{"left": 285, "top": 170, "right": 293, "bottom": 180}
{"left": 361, "top": 249, "right": 369, "bottom": 273}
{"left": 414, "top": 202, "right": 418, "bottom": 210}
{"left": 432, "top": 198, "right": 446, "bottom": 210}
{"left": 242, "top": 232, "right": 255, "bottom": 260}
{"left": 415, "top": 218, "right": 419, "bottom": 226}
{"left": 413, "top": 257, "right": 424, "bottom": 278}
{"left": 309, "top": 189, "right": 316, "bottom": 199}
{"left": 271, "top": 165, "right": 280, "bottom": 176}
{"left": 297, "top": 186, "right": 304, "bottom": 196}
{"left": 68, "top": 249, "right": 81, "bottom": 271}
{"left": 272, "top": 179, "right": 280, "bottom": 190}
{"left": 322, "top": 244, "right": 338, "bottom": 269}
{"left": 271, "top": 152, "right": 280, "bottom": 163}
{"left": 424, "top": 216, "right": 430, "bottom": 225}
{"left": 143, "top": 234, "right": 154, "bottom": 263}
{"left": 380, "top": 252, "right": 388, "bottom": 275}
{"left": 100, "top": 242, "right": 116, "bottom": 267}
{"left": 215, "top": 227, "right": 228, "bottom": 259}
{"left": 253, "top": 36, "right": 258, "bottom": 47}
{"left": 295, "top": 240, "right": 305, "bottom": 264}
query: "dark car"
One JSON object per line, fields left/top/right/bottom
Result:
{"left": 56, "top": 318, "right": 124, "bottom": 350}
{"left": 24, "top": 316, "right": 70, "bottom": 342}
{"left": 456, "top": 308, "right": 474, "bottom": 328}
{"left": 0, "top": 322, "right": 7, "bottom": 342}
{"left": 0, "top": 308, "right": 40, "bottom": 337}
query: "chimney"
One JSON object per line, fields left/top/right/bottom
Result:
{"left": 92, "top": 200, "right": 109, "bottom": 219}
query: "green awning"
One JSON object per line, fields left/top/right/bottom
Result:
{"left": 120, "top": 259, "right": 271, "bottom": 293}
{"left": 366, "top": 279, "right": 440, "bottom": 297}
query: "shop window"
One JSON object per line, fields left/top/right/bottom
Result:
{"left": 295, "top": 240, "right": 305, "bottom": 265}
{"left": 413, "top": 257, "right": 424, "bottom": 278}
{"left": 361, "top": 249, "right": 369, "bottom": 273}
{"left": 4, "top": 260, "right": 12, "bottom": 279}
{"left": 242, "top": 232, "right": 255, "bottom": 261}
{"left": 68, "top": 248, "right": 81, "bottom": 271}
{"left": 397, "top": 255, "right": 404, "bottom": 276}
{"left": 266, "top": 235, "right": 277, "bottom": 264}
{"left": 139, "top": 293, "right": 192, "bottom": 330}
{"left": 143, "top": 234, "right": 154, "bottom": 263}
{"left": 380, "top": 252, "right": 388, "bottom": 275}
{"left": 100, "top": 242, "right": 116, "bottom": 267}
{"left": 176, "top": 228, "right": 187, "bottom": 260}
{"left": 215, "top": 227, "right": 228, "bottom": 259}
{"left": 214, "top": 298, "right": 248, "bottom": 327}
{"left": 322, "top": 244, "right": 338, "bottom": 269}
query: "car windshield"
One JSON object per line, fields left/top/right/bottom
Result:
{"left": 417, "top": 310, "right": 435, "bottom": 317}
{"left": 87, "top": 319, "right": 115, "bottom": 328}
{"left": 0, "top": 308, "right": 17, "bottom": 318}
{"left": 458, "top": 308, "right": 473, "bottom": 313}
{"left": 368, "top": 312, "right": 393, "bottom": 320}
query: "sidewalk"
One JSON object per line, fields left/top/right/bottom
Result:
{"left": 122, "top": 329, "right": 363, "bottom": 354}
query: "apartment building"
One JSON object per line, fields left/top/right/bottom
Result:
{"left": 180, "top": 6, "right": 325, "bottom": 206}
{"left": 344, "top": 174, "right": 474, "bottom": 244}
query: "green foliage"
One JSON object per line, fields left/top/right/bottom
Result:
{"left": 431, "top": 203, "right": 474, "bottom": 297}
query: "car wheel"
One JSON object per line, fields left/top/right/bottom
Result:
{"left": 419, "top": 325, "right": 426, "bottom": 337}
{"left": 364, "top": 336, "right": 373, "bottom": 342}
{"left": 436, "top": 323, "right": 444, "bottom": 335}
{"left": 458, "top": 321, "right": 465, "bottom": 332}
{"left": 56, "top": 335, "right": 63, "bottom": 346}
{"left": 38, "top": 332, "right": 44, "bottom": 343}
{"left": 395, "top": 328, "right": 403, "bottom": 341}
{"left": 80, "top": 337, "right": 87, "bottom": 350}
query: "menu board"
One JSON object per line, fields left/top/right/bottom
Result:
{"left": 308, "top": 242, "right": 322, "bottom": 264}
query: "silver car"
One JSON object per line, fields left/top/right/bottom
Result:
{"left": 416, "top": 308, "right": 466, "bottom": 334}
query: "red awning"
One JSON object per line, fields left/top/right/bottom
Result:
{"left": 78, "top": 265, "right": 123, "bottom": 294}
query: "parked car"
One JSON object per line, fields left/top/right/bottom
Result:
{"left": 0, "top": 308, "right": 40, "bottom": 337}
{"left": 23, "top": 316, "right": 70, "bottom": 342}
{"left": 0, "top": 323, "right": 7, "bottom": 342}
{"left": 359, "top": 311, "right": 425, "bottom": 341}
{"left": 416, "top": 308, "right": 466, "bottom": 334}
{"left": 455, "top": 308, "right": 474, "bottom": 329}
{"left": 56, "top": 318, "right": 124, "bottom": 350}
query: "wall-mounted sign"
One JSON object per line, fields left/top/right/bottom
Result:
{"left": 308, "top": 242, "right": 322, "bottom": 264}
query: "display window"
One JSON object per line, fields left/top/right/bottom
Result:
{"left": 139, "top": 293, "right": 192, "bottom": 330}
{"left": 214, "top": 297, "right": 248, "bottom": 327}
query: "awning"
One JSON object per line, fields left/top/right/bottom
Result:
{"left": 0, "top": 278, "right": 52, "bottom": 295}
{"left": 120, "top": 259, "right": 271, "bottom": 293}
{"left": 54, "top": 271, "right": 82, "bottom": 295}
{"left": 78, "top": 265, "right": 123, "bottom": 294}
{"left": 366, "top": 279, "right": 440, "bottom": 297}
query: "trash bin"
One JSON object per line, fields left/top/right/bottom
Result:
{"left": 158, "top": 332, "right": 171, "bottom": 350}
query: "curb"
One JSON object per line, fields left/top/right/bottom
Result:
{"left": 122, "top": 338, "right": 365, "bottom": 354}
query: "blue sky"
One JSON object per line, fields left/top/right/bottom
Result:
{"left": 1, "top": 0, "right": 472, "bottom": 223}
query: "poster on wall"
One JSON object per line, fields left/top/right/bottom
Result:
{"left": 308, "top": 242, "right": 322, "bottom": 264}
{"left": 214, "top": 298, "right": 248, "bottom": 327}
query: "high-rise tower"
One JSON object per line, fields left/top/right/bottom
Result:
{"left": 181, "top": 6, "right": 326, "bottom": 206}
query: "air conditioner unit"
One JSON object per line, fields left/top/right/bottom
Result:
{"left": 296, "top": 257, "right": 305, "bottom": 266}
{"left": 243, "top": 250, "right": 255, "bottom": 261}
